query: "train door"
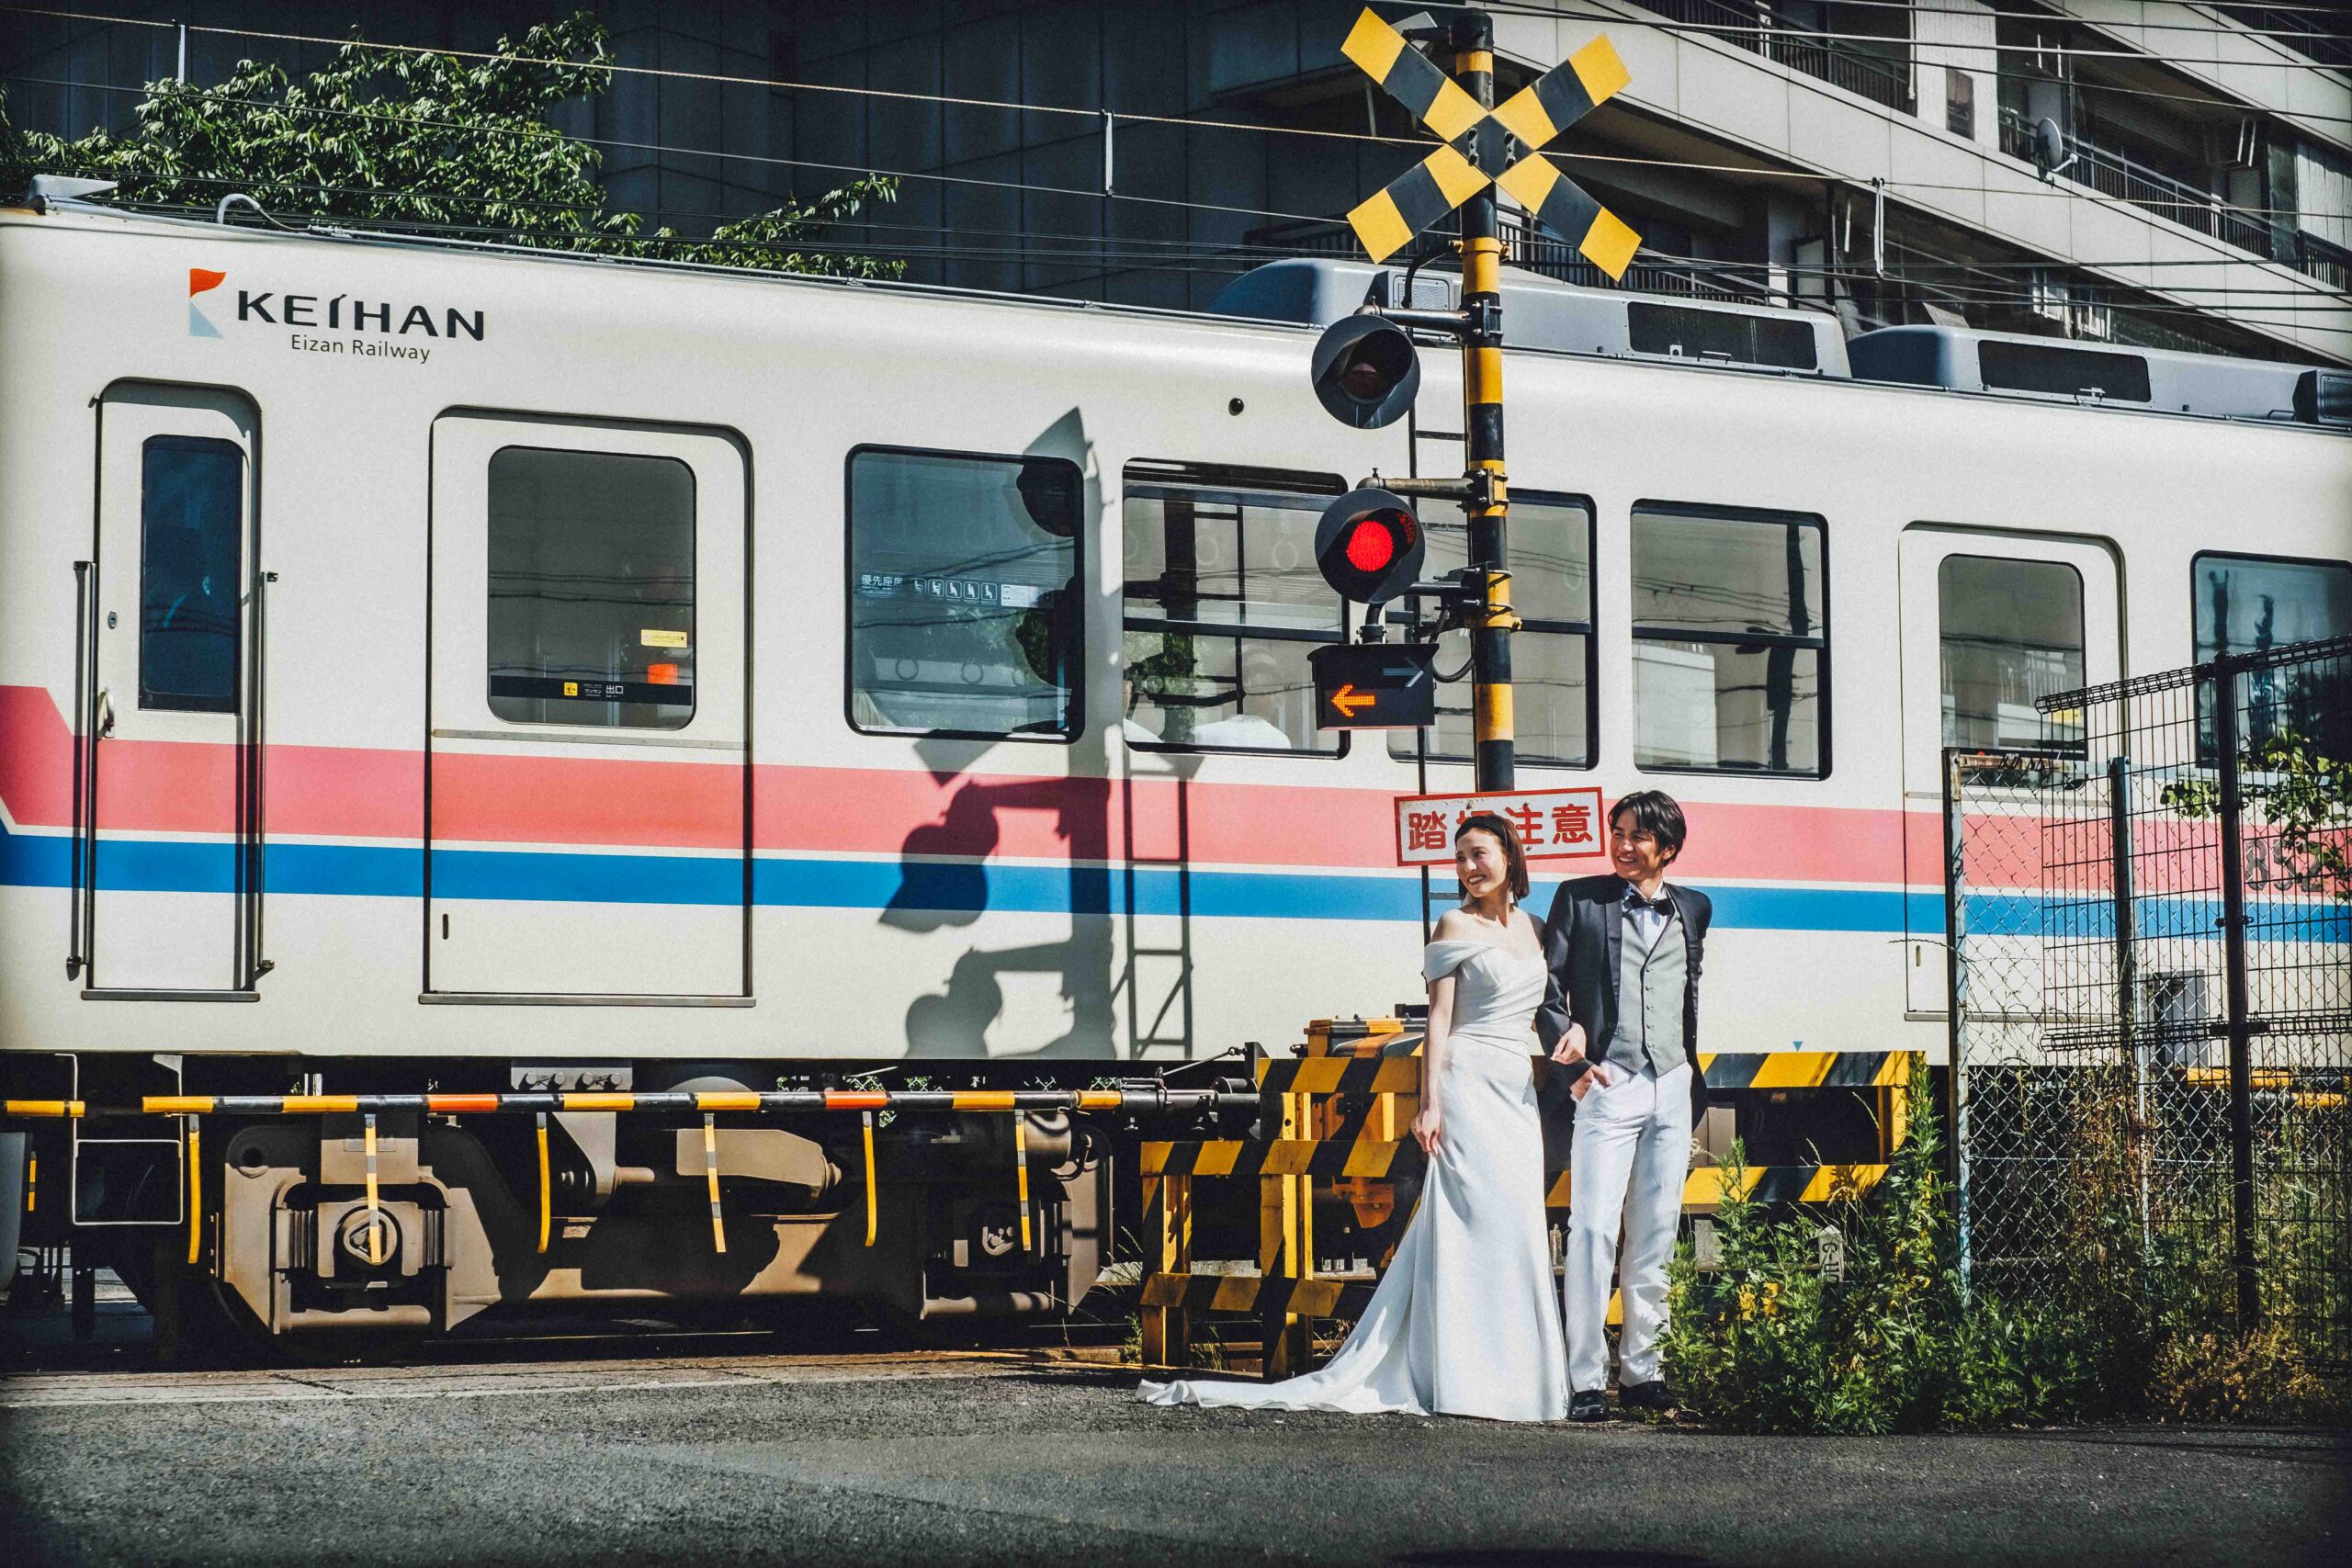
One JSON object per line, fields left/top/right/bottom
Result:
{"left": 1896, "top": 526, "right": 2121, "bottom": 1012}
{"left": 85, "top": 386, "right": 261, "bottom": 996}
{"left": 425, "top": 416, "right": 749, "bottom": 999}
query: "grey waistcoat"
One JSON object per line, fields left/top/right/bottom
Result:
{"left": 1610, "top": 908, "right": 1689, "bottom": 1077}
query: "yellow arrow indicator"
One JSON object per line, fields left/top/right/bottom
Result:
{"left": 1330, "top": 683, "right": 1375, "bottom": 719}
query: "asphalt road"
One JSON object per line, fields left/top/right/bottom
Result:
{"left": 4, "top": 1340, "right": 2346, "bottom": 1568}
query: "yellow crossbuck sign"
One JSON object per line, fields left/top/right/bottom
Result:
{"left": 1340, "top": 7, "right": 1642, "bottom": 279}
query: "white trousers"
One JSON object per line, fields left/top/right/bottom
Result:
{"left": 1564, "top": 1062, "right": 1693, "bottom": 1393}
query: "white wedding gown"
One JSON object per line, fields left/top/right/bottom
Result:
{"left": 1138, "top": 940, "right": 1568, "bottom": 1421}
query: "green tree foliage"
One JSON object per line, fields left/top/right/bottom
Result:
{"left": 0, "top": 13, "right": 899, "bottom": 277}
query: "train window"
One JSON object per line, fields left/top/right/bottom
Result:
{"left": 846, "top": 448, "right": 1082, "bottom": 739}
{"left": 486, "top": 446, "right": 696, "bottom": 729}
{"left": 1626, "top": 303, "right": 1817, "bottom": 371}
{"left": 1122, "top": 462, "right": 1346, "bottom": 753}
{"left": 1978, "top": 341, "right": 2152, "bottom": 403}
{"left": 138, "top": 434, "right": 243, "bottom": 714}
{"left": 1391, "top": 493, "right": 1594, "bottom": 767}
{"left": 2193, "top": 550, "right": 2352, "bottom": 751}
{"left": 1631, "top": 502, "right": 1828, "bottom": 775}
{"left": 1938, "top": 555, "right": 2085, "bottom": 750}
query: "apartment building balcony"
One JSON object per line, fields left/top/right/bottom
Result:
{"left": 1634, "top": 0, "right": 1914, "bottom": 116}
{"left": 1996, "top": 107, "right": 2348, "bottom": 291}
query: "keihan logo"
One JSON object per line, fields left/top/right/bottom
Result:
{"left": 187, "top": 267, "right": 226, "bottom": 338}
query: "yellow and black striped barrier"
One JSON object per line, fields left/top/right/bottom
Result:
{"left": 1544, "top": 1162, "right": 1890, "bottom": 1212}
{"left": 1142, "top": 1137, "right": 1414, "bottom": 1181}
{"left": 1699, "top": 1050, "right": 1912, "bottom": 1091}
{"left": 5, "top": 1086, "right": 1248, "bottom": 1271}
{"left": 1141, "top": 1269, "right": 1374, "bottom": 1322}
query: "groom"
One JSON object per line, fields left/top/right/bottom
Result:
{"left": 1534, "top": 791, "right": 1711, "bottom": 1422}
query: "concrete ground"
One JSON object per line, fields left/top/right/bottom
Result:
{"left": 3, "top": 1325, "right": 2346, "bottom": 1568}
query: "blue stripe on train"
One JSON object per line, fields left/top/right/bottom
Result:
{"left": 4, "top": 821, "right": 2340, "bottom": 940}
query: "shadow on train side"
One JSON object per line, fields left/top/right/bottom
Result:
{"left": 880, "top": 408, "right": 1177, "bottom": 1062}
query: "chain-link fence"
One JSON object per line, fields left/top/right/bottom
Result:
{"left": 1949, "top": 635, "right": 2351, "bottom": 1367}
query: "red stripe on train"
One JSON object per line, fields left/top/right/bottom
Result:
{"left": 2, "top": 684, "right": 1936, "bottom": 881}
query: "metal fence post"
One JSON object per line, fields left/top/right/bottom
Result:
{"left": 1942, "top": 750, "right": 1973, "bottom": 1298}
{"left": 2210, "top": 656, "right": 2260, "bottom": 1330}
{"left": 2109, "top": 755, "right": 2153, "bottom": 1251}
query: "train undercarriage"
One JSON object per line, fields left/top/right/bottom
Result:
{"left": 2, "top": 1053, "right": 1262, "bottom": 1357}
{"left": 4, "top": 1041, "right": 1915, "bottom": 1360}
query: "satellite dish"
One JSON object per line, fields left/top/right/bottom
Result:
{"left": 2030, "top": 117, "right": 2075, "bottom": 183}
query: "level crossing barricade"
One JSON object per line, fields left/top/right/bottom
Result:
{"left": 1139, "top": 1019, "right": 1426, "bottom": 1376}
{"left": 1136, "top": 1030, "right": 1924, "bottom": 1377}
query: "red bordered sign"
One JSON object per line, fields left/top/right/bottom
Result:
{"left": 1394, "top": 787, "right": 1609, "bottom": 867}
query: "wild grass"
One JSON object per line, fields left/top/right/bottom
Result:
{"left": 1661, "top": 1070, "right": 2346, "bottom": 1432}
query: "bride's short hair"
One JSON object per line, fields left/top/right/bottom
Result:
{"left": 1454, "top": 812, "right": 1531, "bottom": 900}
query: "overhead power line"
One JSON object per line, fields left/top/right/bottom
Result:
{"left": 4, "top": 0, "right": 2350, "bottom": 131}
{"left": 10, "top": 63, "right": 2347, "bottom": 330}
{"left": 1481, "top": 0, "right": 2352, "bottom": 64}
{"left": 9, "top": 66, "right": 2341, "bottom": 254}
{"left": 1525, "top": 0, "right": 2352, "bottom": 40}
{"left": 30, "top": 151, "right": 2348, "bottom": 299}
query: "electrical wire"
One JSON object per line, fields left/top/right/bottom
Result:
{"left": 3, "top": 0, "right": 2347, "bottom": 132}
{"left": 1477, "top": 0, "right": 2352, "bottom": 64}
{"left": 11, "top": 66, "right": 2336, "bottom": 247}
{"left": 7, "top": 34, "right": 2346, "bottom": 325}
{"left": 1601, "top": 0, "right": 2352, "bottom": 39}
{"left": 87, "top": 193, "right": 2352, "bottom": 321}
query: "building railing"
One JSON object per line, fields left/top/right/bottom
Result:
{"left": 1995, "top": 107, "right": 2352, "bottom": 299}
{"left": 1634, "top": 1, "right": 1916, "bottom": 115}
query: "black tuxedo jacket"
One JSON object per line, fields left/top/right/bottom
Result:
{"left": 1533, "top": 874, "right": 1712, "bottom": 1120}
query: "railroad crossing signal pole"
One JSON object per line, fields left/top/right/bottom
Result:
{"left": 1453, "top": 9, "right": 1514, "bottom": 792}
{"left": 1311, "top": 7, "right": 1640, "bottom": 792}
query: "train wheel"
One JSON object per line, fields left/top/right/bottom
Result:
{"left": 119, "top": 1235, "right": 264, "bottom": 1368}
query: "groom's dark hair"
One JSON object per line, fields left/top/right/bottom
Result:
{"left": 1455, "top": 812, "right": 1532, "bottom": 899}
{"left": 1609, "top": 790, "right": 1688, "bottom": 863}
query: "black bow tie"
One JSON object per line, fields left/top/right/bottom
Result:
{"left": 1624, "top": 889, "right": 1674, "bottom": 914}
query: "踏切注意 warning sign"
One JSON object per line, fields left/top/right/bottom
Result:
{"left": 1393, "top": 786, "right": 1609, "bottom": 866}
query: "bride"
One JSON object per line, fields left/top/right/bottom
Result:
{"left": 1140, "top": 813, "right": 1571, "bottom": 1420}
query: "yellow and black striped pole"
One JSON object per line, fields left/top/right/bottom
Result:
{"left": 1455, "top": 8, "right": 1515, "bottom": 793}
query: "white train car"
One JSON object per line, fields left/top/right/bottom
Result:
{"left": 2, "top": 193, "right": 2346, "bottom": 1346}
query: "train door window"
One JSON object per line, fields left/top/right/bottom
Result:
{"left": 2193, "top": 550, "right": 2352, "bottom": 752}
{"left": 1937, "top": 555, "right": 2085, "bottom": 750}
{"left": 846, "top": 447, "right": 1083, "bottom": 739}
{"left": 427, "top": 416, "right": 748, "bottom": 1000}
{"left": 1897, "top": 528, "right": 2121, "bottom": 1015}
{"left": 1391, "top": 493, "right": 1594, "bottom": 767}
{"left": 138, "top": 435, "right": 243, "bottom": 714}
{"left": 90, "top": 388, "right": 259, "bottom": 996}
{"left": 1630, "top": 502, "right": 1827, "bottom": 775}
{"left": 1120, "top": 462, "right": 1346, "bottom": 753}
{"left": 487, "top": 447, "right": 695, "bottom": 729}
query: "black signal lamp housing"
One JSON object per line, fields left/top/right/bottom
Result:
{"left": 1315, "top": 488, "right": 1427, "bottom": 604}
{"left": 1310, "top": 314, "right": 1421, "bottom": 430}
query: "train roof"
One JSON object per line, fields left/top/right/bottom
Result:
{"left": 9, "top": 188, "right": 2349, "bottom": 435}
{"left": 1209, "top": 256, "right": 2350, "bottom": 434}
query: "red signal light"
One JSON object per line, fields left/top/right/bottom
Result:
{"left": 1314, "top": 490, "right": 1426, "bottom": 604}
{"left": 1344, "top": 518, "right": 1397, "bottom": 573}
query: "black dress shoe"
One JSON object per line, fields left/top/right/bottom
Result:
{"left": 1566, "top": 1390, "right": 1609, "bottom": 1422}
{"left": 1618, "top": 1381, "right": 1674, "bottom": 1412}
